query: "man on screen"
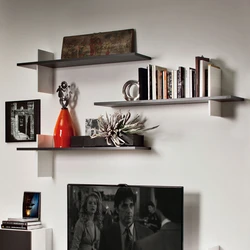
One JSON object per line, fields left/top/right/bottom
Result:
{"left": 134, "top": 191, "right": 182, "bottom": 250}
{"left": 99, "top": 186, "right": 153, "bottom": 250}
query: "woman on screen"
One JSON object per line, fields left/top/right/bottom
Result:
{"left": 71, "top": 192, "right": 103, "bottom": 250}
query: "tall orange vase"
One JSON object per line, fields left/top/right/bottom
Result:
{"left": 53, "top": 108, "right": 75, "bottom": 148}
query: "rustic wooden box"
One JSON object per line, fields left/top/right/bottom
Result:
{"left": 61, "top": 29, "right": 135, "bottom": 59}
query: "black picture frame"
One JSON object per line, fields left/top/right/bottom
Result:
{"left": 5, "top": 99, "right": 41, "bottom": 142}
{"left": 67, "top": 183, "right": 183, "bottom": 250}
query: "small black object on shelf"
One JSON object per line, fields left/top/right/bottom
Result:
{"left": 70, "top": 134, "right": 144, "bottom": 147}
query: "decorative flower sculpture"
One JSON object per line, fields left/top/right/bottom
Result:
{"left": 91, "top": 110, "right": 159, "bottom": 147}
{"left": 56, "top": 81, "right": 71, "bottom": 108}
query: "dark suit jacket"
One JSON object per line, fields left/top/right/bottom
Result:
{"left": 99, "top": 222, "right": 153, "bottom": 250}
{"left": 134, "top": 222, "right": 182, "bottom": 250}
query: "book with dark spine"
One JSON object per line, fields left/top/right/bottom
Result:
{"left": 195, "top": 55, "right": 209, "bottom": 97}
{"left": 199, "top": 60, "right": 210, "bottom": 97}
{"left": 204, "top": 69, "right": 208, "bottom": 96}
{"left": 167, "top": 71, "right": 173, "bottom": 99}
{"left": 190, "top": 68, "right": 196, "bottom": 97}
{"left": 138, "top": 68, "right": 148, "bottom": 100}
{"left": 177, "top": 66, "right": 185, "bottom": 98}
{"left": 1, "top": 224, "right": 43, "bottom": 230}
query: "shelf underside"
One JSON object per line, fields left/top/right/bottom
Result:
{"left": 94, "top": 95, "right": 244, "bottom": 107}
{"left": 16, "top": 146, "right": 151, "bottom": 151}
{"left": 17, "top": 53, "right": 151, "bottom": 69}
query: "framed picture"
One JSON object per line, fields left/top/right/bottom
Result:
{"left": 5, "top": 99, "right": 41, "bottom": 142}
{"left": 22, "top": 192, "right": 41, "bottom": 220}
{"left": 61, "top": 29, "right": 135, "bottom": 59}
{"left": 85, "top": 118, "right": 99, "bottom": 136}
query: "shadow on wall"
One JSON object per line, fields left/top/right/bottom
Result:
{"left": 184, "top": 193, "right": 200, "bottom": 250}
{"left": 212, "top": 58, "right": 246, "bottom": 118}
{"left": 69, "top": 82, "right": 81, "bottom": 136}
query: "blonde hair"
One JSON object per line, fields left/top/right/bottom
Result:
{"left": 80, "top": 192, "right": 103, "bottom": 229}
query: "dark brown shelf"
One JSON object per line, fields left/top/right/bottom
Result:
{"left": 17, "top": 53, "right": 151, "bottom": 69}
{"left": 94, "top": 95, "right": 244, "bottom": 107}
{"left": 16, "top": 146, "right": 151, "bottom": 151}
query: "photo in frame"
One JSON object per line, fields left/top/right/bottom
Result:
{"left": 85, "top": 118, "right": 99, "bottom": 136}
{"left": 22, "top": 192, "right": 41, "bottom": 220}
{"left": 5, "top": 99, "right": 41, "bottom": 142}
{"left": 67, "top": 184, "right": 183, "bottom": 250}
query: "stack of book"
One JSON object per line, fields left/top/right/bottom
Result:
{"left": 138, "top": 55, "right": 221, "bottom": 100}
{"left": 1, "top": 218, "right": 43, "bottom": 230}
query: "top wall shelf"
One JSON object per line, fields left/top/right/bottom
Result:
{"left": 17, "top": 52, "right": 151, "bottom": 69}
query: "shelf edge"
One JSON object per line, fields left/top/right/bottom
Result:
{"left": 17, "top": 53, "right": 152, "bottom": 69}
{"left": 16, "top": 146, "right": 151, "bottom": 151}
{"left": 94, "top": 95, "right": 245, "bottom": 107}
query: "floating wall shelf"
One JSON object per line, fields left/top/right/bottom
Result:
{"left": 16, "top": 135, "right": 151, "bottom": 178}
{"left": 94, "top": 95, "right": 245, "bottom": 117}
{"left": 17, "top": 52, "right": 152, "bottom": 69}
{"left": 16, "top": 146, "right": 151, "bottom": 151}
{"left": 94, "top": 95, "right": 244, "bottom": 107}
{"left": 16, "top": 50, "right": 151, "bottom": 94}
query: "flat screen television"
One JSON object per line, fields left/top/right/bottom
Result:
{"left": 67, "top": 184, "right": 183, "bottom": 250}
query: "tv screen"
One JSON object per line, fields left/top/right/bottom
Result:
{"left": 67, "top": 184, "right": 183, "bottom": 250}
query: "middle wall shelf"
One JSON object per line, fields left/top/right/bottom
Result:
{"left": 94, "top": 95, "right": 244, "bottom": 107}
{"left": 16, "top": 146, "right": 151, "bottom": 151}
{"left": 94, "top": 95, "right": 245, "bottom": 117}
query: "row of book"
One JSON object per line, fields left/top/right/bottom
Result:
{"left": 1, "top": 217, "right": 43, "bottom": 230}
{"left": 138, "top": 55, "right": 221, "bottom": 100}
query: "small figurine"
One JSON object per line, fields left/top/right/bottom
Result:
{"left": 56, "top": 81, "right": 71, "bottom": 108}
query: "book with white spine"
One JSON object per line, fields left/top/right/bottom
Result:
{"left": 172, "top": 70, "right": 178, "bottom": 99}
{"left": 7, "top": 217, "right": 39, "bottom": 222}
{"left": 185, "top": 67, "right": 195, "bottom": 98}
{"left": 208, "top": 64, "right": 221, "bottom": 96}
{"left": 151, "top": 65, "right": 157, "bottom": 99}
{"left": 147, "top": 64, "right": 153, "bottom": 100}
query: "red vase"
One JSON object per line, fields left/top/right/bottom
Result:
{"left": 53, "top": 108, "right": 75, "bottom": 148}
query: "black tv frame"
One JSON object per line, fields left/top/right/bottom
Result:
{"left": 67, "top": 183, "right": 183, "bottom": 250}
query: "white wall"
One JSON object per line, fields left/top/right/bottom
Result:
{"left": 0, "top": 0, "right": 250, "bottom": 250}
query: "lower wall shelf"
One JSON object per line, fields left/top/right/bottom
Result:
{"left": 16, "top": 135, "right": 151, "bottom": 178}
{"left": 16, "top": 146, "right": 151, "bottom": 151}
